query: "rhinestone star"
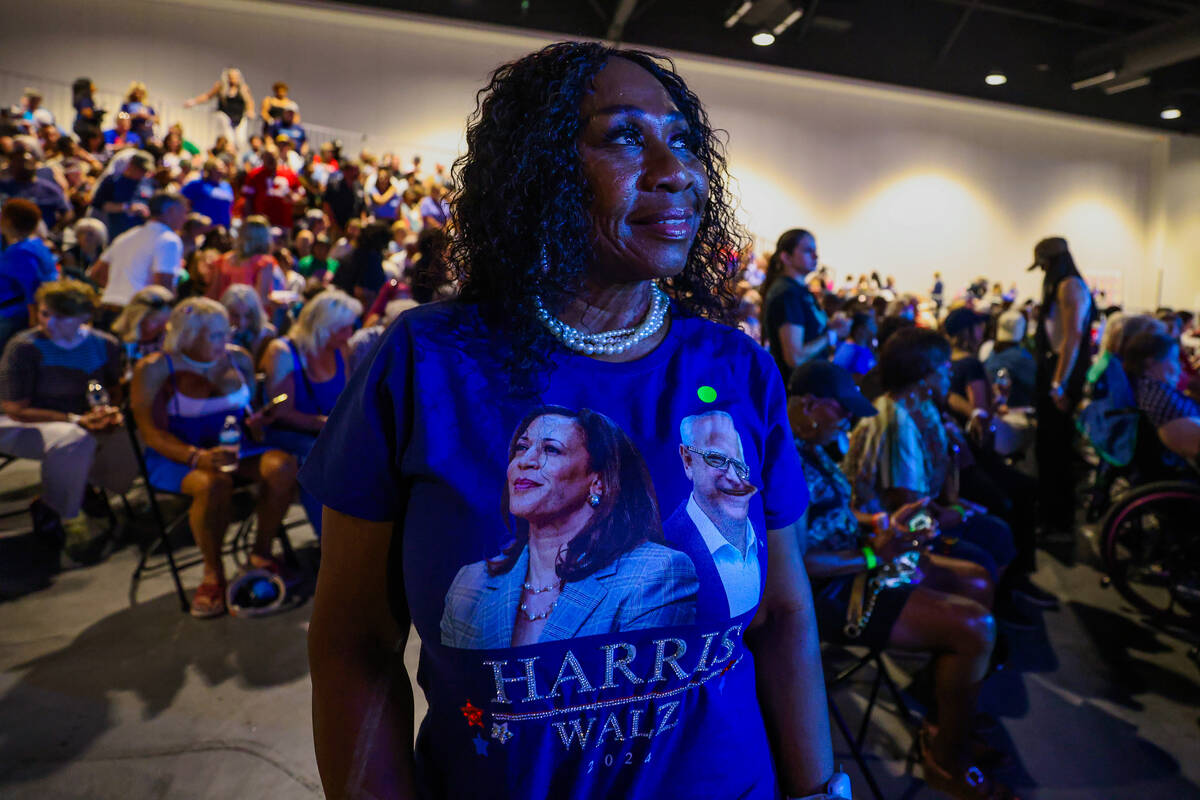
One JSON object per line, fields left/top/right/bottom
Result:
{"left": 491, "top": 721, "right": 513, "bottom": 744}
{"left": 460, "top": 700, "right": 485, "bottom": 728}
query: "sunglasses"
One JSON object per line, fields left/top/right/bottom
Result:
{"left": 686, "top": 446, "right": 751, "bottom": 481}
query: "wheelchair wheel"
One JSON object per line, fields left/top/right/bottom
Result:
{"left": 1100, "top": 480, "right": 1200, "bottom": 628}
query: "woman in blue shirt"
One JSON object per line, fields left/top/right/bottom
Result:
{"left": 303, "top": 43, "right": 840, "bottom": 800}
{"left": 260, "top": 289, "right": 359, "bottom": 536}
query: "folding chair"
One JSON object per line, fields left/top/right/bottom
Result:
{"left": 124, "top": 410, "right": 296, "bottom": 613}
{"left": 0, "top": 454, "right": 26, "bottom": 523}
{"left": 823, "top": 646, "right": 921, "bottom": 800}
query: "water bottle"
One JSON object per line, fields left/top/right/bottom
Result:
{"left": 218, "top": 415, "right": 240, "bottom": 473}
{"left": 86, "top": 380, "right": 110, "bottom": 409}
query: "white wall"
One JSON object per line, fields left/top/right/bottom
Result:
{"left": 3, "top": 0, "right": 1197, "bottom": 311}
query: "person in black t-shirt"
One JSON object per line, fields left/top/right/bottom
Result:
{"left": 944, "top": 306, "right": 993, "bottom": 440}
{"left": 761, "top": 228, "right": 830, "bottom": 384}
{"left": 321, "top": 161, "right": 364, "bottom": 238}
{"left": 331, "top": 220, "right": 388, "bottom": 309}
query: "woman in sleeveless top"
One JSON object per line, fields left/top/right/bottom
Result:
{"left": 131, "top": 298, "right": 297, "bottom": 618}
{"left": 260, "top": 290, "right": 360, "bottom": 537}
{"left": 184, "top": 68, "right": 255, "bottom": 156}
{"left": 207, "top": 216, "right": 280, "bottom": 306}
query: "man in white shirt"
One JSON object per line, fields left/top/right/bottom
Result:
{"left": 91, "top": 191, "right": 187, "bottom": 325}
{"left": 662, "top": 410, "right": 761, "bottom": 622}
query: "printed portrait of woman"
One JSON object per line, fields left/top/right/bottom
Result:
{"left": 440, "top": 405, "right": 699, "bottom": 649}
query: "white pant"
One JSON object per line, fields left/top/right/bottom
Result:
{"left": 0, "top": 419, "right": 139, "bottom": 519}
{"left": 215, "top": 112, "right": 251, "bottom": 156}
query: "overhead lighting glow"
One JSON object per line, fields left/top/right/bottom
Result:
{"left": 724, "top": 1, "right": 753, "bottom": 28}
{"left": 752, "top": 31, "right": 776, "bottom": 46}
{"left": 772, "top": 9, "right": 804, "bottom": 36}
{"left": 1161, "top": 106, "right": 1182, "bottom": 120}
{"left": 1102, "top": 76, "right": 1150, "bottom": 95}
{"left": 1071, "top": 70, "right": 1116, "bottom": 91}
{"left": 985, "top": 72, "right": 1007, "bottom": 86}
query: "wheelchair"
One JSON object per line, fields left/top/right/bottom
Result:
{"left": 1095, "top": 411, "right": 1200, "bottom": 628}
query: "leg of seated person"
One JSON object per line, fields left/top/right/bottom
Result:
{"left": 946, "top": 513, "right": 1016, "bottom": 578}
{"left": 888, "top": 587, "right": 996, "bottom": 772}
{"left": 921, "top": 553, "right": 994, "bottom": 608}
{"left": 240, "top": 449, "right": 298, "bottom": 562}
{"left": 180, "top": 468, "right": 234, "bottom": 584}
{"left": 0, "top": 420, "right": 98, "bottom": 519}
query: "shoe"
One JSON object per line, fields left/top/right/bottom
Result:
{"left": 995, "top": 597, "right": 1039, "bottom": 631}
{"left": 1011, "top": 576, "right": 1059, "bottom": 609}
{"left": 918, "top": 726, "right": 1019, "bottom": 799}
{"left": 191, "top": 578, "right": 227, "bottom": 619}
{"left": 61, "top": 513, "right": 109, "bottom": 567}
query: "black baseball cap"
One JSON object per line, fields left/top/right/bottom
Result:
{"left": 1029, "top": 236, "right": 1069, "bottom": 271}
{"left": 943, "top": 306, "right": 988, "bottom": 337}
{"left": 787, "top": 361, "right": 877, "bottom": 419}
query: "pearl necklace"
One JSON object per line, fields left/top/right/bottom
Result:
{"left": 533, "top": 283, "right": 669, "bottom": 356}
{"left": 520, "top": 573, "right": 561, "bottom": 621}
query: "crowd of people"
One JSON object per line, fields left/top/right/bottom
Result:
{"left": 0, "top": 73, "right": 456, "bottom": 607}
{"left": 3, "top": 54, "right": 1200, "bottom": 800}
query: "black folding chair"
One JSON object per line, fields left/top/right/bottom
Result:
{"left": 124, "top": 409, "right": 296, "bottom": 613}
{"left": 824, "top": 646, "right": 921, "bottom": 800}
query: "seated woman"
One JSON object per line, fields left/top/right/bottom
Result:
{"left": 60, "top": 217, "right": 108, "bottom": 284}
{"left": 130, "top": 298, "right": 298, "bottom": 618}
{"left": 206, "top": 215, "right": 279, "bottom": 306}
{"left": 110, "top": 286, "right": 172, "bottom": 368}
{"left": 1124, "top": 328, "right": 1200, "bottom": 462}
{"left": 789, "top": 361, "right": 1009, "bottom": 800}
{"left": 441, "top": 406, "right": 698, "bottom": 649}
{"left": 220, "top": 283, "right": 277, "bottom": 362}
{"left": 259, "top": 289, "right": 360, "bottom": 536}
{"left": 844, "top": 328, "right": 1017, "bottom": 586}
{"left": 0, "top": 280, "right": 137, "bottom": 563}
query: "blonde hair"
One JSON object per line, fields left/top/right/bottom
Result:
{"left": 289, "top": 290, "right": 362, "bottom": 359}
{"left": 236, "top": 216, "right": 272, "bottom": 258}
{"left": 111, "top": 286, "right": 173, "bottom": 343}
{"left": 125, "top": 81, "right": 147, "bottom": 101}
{"left": 163, "top": 297, "right": 229, "bottom": 354}
{"left": 220, "top": 283, "right": 267, "bottom": 336}
{"left": 73, "top": 217, "right": 108, "bottom": 249}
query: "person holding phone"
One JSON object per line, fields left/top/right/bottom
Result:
{"left": 787, "top": 361, "right": 1015, "bottom": 800}
{"left": 130, "top": 297, "right": 297, "bottom": 618}
{"left": 259, "top": 290, "right": 359, "bottom": 537}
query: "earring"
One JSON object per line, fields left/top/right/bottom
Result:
{"left": 809, "top": 419, "right": 818, "bottom": 430}
{"left": 588, "top": 494, "right": 601, "bottom": 508}
{"left": 540, "top": 242, "right": 551, "bottom": 274}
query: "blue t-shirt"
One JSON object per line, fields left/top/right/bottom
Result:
{"left": 268, "top": 122, "right": 307, "bottom": 149}
{"left": 181, "top": 178, "right": 235, "bottom": 228}
{"left": 90, "top": 173, "right": 154, "bottom": 239}
{"left": 0, "top": 238, "right": 55, "bottom": 319}
{"left": 300, "top": 301, "right": 808, "bottom": 800}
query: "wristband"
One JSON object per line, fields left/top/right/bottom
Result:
{"left": 187, "top": 447, "right": 201, "bottom": 469}
{"left": 861, "top": 546, "right": 878, "bottom": 570}
{"left": 969, "top": 408, "right": 990, "bottom": 421}
{"left": 67, "top": 412, "right": 83, "bottom": 425}
{"left": 870, "top": 512, "right": 889, "bottom": 535}
{"left": 950, "top": 503, "right": 967, "bottom": 515}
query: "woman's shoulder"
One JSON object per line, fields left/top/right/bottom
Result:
{"left": 677, "top": 312, "right": 773, "bottom": 365}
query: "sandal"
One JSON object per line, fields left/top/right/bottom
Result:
{"left": 190, "top": 578, "right": 227, "bottom": 619}
{"left": 249, "top": 553, "right": 298, "bottom": 585}
{"left": 919, "top": 726, "right": 1018, "bottom": 799}
{"left": 922, "top": 722, "right": 1013, "bottom": 770}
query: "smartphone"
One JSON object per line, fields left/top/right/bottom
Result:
{"left": 251, "top": 393, "right": 288, "bottom": 417}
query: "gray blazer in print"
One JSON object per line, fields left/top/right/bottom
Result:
{"left": 439, "top": 542, "right": 699, "bottom": 649}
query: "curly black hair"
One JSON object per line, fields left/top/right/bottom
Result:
{"left": 450, "top": 41, "right": 745, "bottom": 384}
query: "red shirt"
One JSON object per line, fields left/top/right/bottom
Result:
{"left": 240, "top": 166, "right": 301, "bottom": 228}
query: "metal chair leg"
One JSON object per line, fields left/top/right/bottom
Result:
{"left": 829, "top": 695, "right": 887, "bottom": 800}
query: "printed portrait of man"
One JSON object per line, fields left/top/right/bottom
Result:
{"left": 662, "top": 410, "right": 761, "bottom": 622}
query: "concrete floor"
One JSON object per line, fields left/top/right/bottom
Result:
{"left": 1, "top": 458, "right": 1198, "bottom": 799}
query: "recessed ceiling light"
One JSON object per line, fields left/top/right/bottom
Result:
{"left": 751, "top": 31, "right": 775, "bottom": 46}
{"left": 1161, "top": 106, "right": 1182, "bottom": 120}
{"left": 985, "top": 71, "right": 1007, "bottom": 86}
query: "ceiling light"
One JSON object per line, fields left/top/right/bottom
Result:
{"left": 1103, "top": 76, "right": 1151, "bottom": 95}
{"left": 1071, "top": 70, "right": 1116, "bottom": 90}
{"left": 724, "top": 1, "right": 754, "bottom": 28}
{"left": 985, "top": 71, "right": 1007, "bottom": 86}
{"left": 752, "top": 30, "right": 776, "bottom": 46}
{"left": 1161, "top": 106, "right": 1182, "bottom": 120}
{"left": 772, "top": 9, "right": 804, "bottom": 36}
